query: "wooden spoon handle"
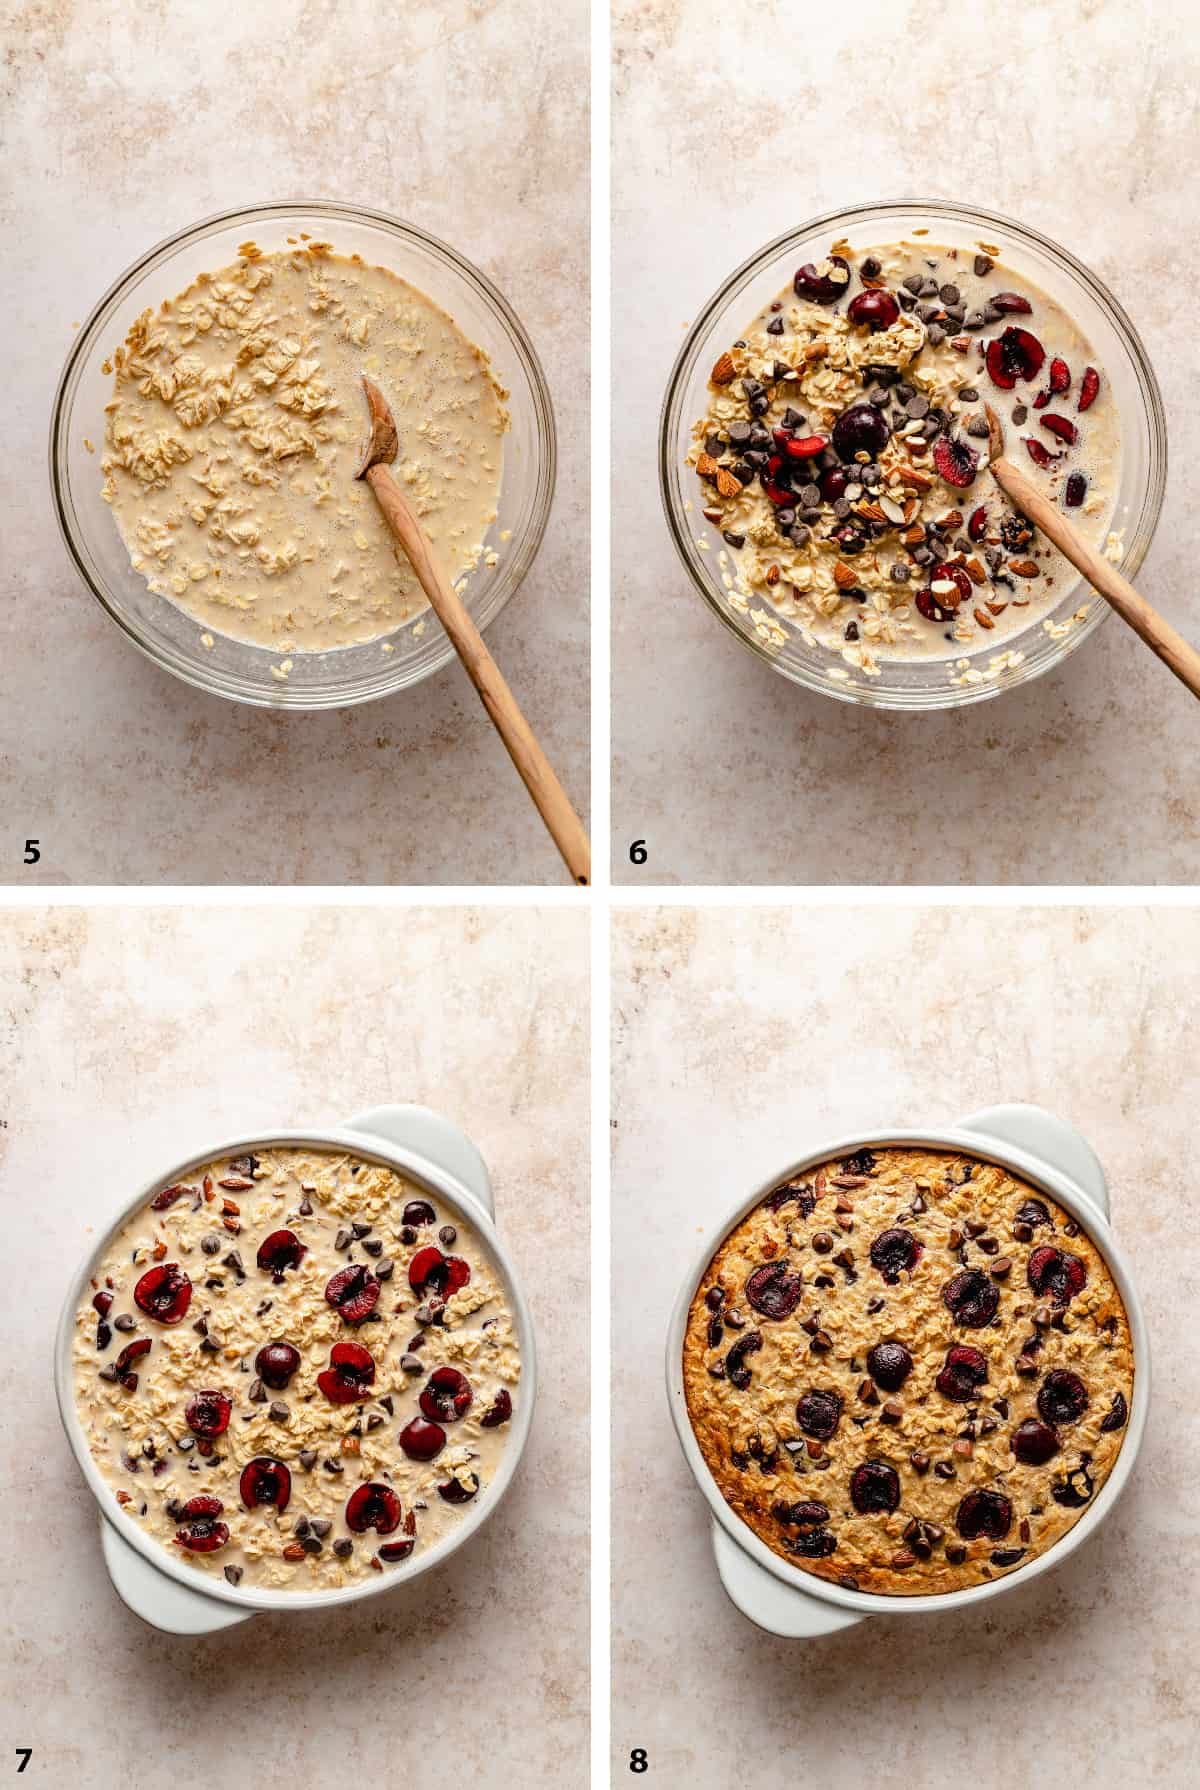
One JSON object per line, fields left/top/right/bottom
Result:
{"left": 366, "top": 463, "right": 591, "bottom": 884}
{"left": 992, "top": 454, "right": 1200, "bottom": 700}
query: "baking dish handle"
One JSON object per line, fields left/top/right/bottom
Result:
{"left": 100, "top": 1521, "right": 253, "bottom": 1635}
{"left": 957, "top": 1103, "right": 1109, "bottom": 1220}
{"left": 343, "top": 1104, "right": 494, "bottom": 1222}
{"left": 711, "top": 1522, "right": 866, "bottom": 1638}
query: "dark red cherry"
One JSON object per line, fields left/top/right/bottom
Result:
{"left": 866, "top": 1342, "right": 913, "bottom": 1392}
{"left": 1024, "top": 437, "right": 1060, "bottom": 469}
{"left": 239, "top": 1456, "right": 291, "bottom": 1511}
{"left": 785, "top": 1526, "right": 839, "bottom": 1558}
{"left": 933, "top": 433, "right": 979, "bottom": 488}
{"left": 745, "top": 1260, "right": 803, "bottom": 1320}
{"left": 420, "top": 1366, "right": 473, "bottom": 1423}
{"left": 1037, "top": 1369, "right": 1089, "bottom": 1425}
{"left": 819, "top": 465, "right": 851, "bottom": 503}
{"left": 935, "top": 1344, "right": 989, "bottom": 1402}
{"left": 847, "top": 288, "right": 900, "bottom": 331}
{"left": 942, "top": 1268, "right": 1000, "bottom": 1327}
{"left": 986, "top": 326, "right": 1046, "bottom": 389}
{"left": 92, "top": 1290, "right": 114, "bottom": 1316}
{"left": 133, "top": 1263, "right": 192, "bottom": 1324}
{"left": 256, "top": 1230, "right": 306, "bottom": 1280}
{"left": 968, "top": 504, "right": 989, "bottom": 542}
{"left": 832, "top": 404, "right": 890, "bottom": 462}
{"left": 869, "top": 1228, "right": 921, "bottom": 1284}
{"left": 955, "top": 1488, "right": 1012, "bottom": 1540}
{"left": 725, "top": 1330, "right": 763, "bottom": 1390}
{"left": 850, "top": 1460, "right": 900, "bottom": 1515}
{"left": 1010, "top": 1418, "right": 1060, "bottom": 1466}
{"left": 1014, "top": 1199, "right": 1051, "bottom": 1229}
{"left": 1078, "top": 367, "right": 1100, "bottom": 411}
{"left": 255, "top": 1342, "right": 301, "bottom": 1390}
{"left": 916, "top": 587, "right": 955, "bottom": 624}
{"left": 1027, "top": 1246, "right": 1087, "bottom": 1306}
{"left": 1052, "top": 1460, "right": 1095, "bottom": 1508}
{"left": 407, "top": 1246, "right": 471, "bottom": 1300}
{"left": 1099, "top": 1391, "right": 1128, "bottom": 1433}
{"left": 324, "top": 1262, "right": 381, "bottom": 1323}
{"left": 1048, "top": 357, "right": 1071, "bottom": 394}
{"left": 379, "top": 1536, "right": 416, "bottom": 1563}
{"left": 399, "top": 1417, "right": 446, "bottom": 1461}
{"left": 185, "top": 1389, "right": 232, "bottom": 1437}
{"left": 437, "top": 1472, "right": 480, "bottom": 1505}
{"left": 795, "top": 1388, "right": 843, "bottom": 1440}
{"left": 402, "top": 1199, "right": 437, "bottom": 1227}
{"left": 793, "top": 254, "right": 851, "bottom": 304}
{"left": 345, "top": 1483, "right": 403, "bottom": 1536}
{"left": 150, "top": 1183, "right": 187, "bottom": 1211}
{"left": 317, "top": 1340, "right": 376, "bottom": 1404}
{"left": 480, "top": 1389, "right": 514, "bottom": 1428}
{"left": 990, "top": 292, "right": 1033, "bottom": 315}
{"left": 174, "top": 1496, "right": 228, "bottom": 1553}
{"left": 1065, "top": 472, "right": 1088, "bottom": 507}
{"left": 1040, "top": 413, "right": 1078, "bottom": 445}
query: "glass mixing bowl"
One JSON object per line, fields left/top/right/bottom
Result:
{"left": 660, "top": 199, "right": 1166, "bottom": 710}
{"left": 50, "top": 200, "right": 556, "bottom": 709}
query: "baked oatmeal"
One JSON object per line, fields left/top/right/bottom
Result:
{"left": 100, "top": 243, "right": 508, "bottom": 654}
{"left": 683, "top": 1146, "right": 1132, "bottom": 1596}
{"left": 74, "top": 1146, "right": 519, "bottom": 1590}
{"left": 688, "top": 236, "right": 1122, "bottom": 687}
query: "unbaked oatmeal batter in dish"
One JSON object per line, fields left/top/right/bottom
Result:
{"left": 74, "top": 1147, "right": 520, "bottom": 1590}
{"left": 100, "top": 243, "right": 508, "bottom": 653}
{"left": 683, "top": 1147, "right": 1132, "bottom": 1596}
{"left": 689, "top": 236, "right": 1122, "bottom": 688}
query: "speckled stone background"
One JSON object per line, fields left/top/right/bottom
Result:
{"left": 612, "top": 0, "right": 1200, "bottom": 884}
{"left": 0, "top": 904, "right": 588, "bottom": 1783}
{"left": 612, "top": 904, "right": 1199, "bottom": 1786}
{"left": 2, "top": 0, "right": 588, "bottom": 885}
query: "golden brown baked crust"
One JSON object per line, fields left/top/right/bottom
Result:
{"left": 683, "top": 1147, "right": 1133, "bottom": 1596}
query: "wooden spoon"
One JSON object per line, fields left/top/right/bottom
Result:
{"left": 357, "top": 376, "right": 590, "bottom": 884}
{"left": 984, "top": 404, "right": 1199, "bottom": 700}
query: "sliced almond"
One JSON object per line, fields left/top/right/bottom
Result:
{"left": 711, "top": 352, "right": 736, "bottom": 385}
{"left": 987, "top": 601, "right": 1009, "bottom": 616}
{"left": 900, "top": 524, "right": 925, "bottom": 546}
{"left": 879, "top": 495, "right": 907, "bottom": 526}
{"left": 855, "top": 500, "right": 887, "bottom": 524}
{"left": 715, "top": 467, "right": 741, "bottom": 499}
{"left": 973, "top": 606, "right": 996, "bottom": 630}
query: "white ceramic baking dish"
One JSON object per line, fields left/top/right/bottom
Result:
{"left": 56, "top": 1104, "right": 536, "bottom": 1635}
{"left": 666, "top": 1103, "right": 1149, "bottom": 1637}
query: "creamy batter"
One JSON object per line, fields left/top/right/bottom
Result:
{"left": 73, "top": 1147, "right": 520, "bottom": 1591}
{"left": 690, "top": 235, "right": 1122, "bottom": 687}
{"left": 100, "top": 243, "right": 508, "bottom": 652}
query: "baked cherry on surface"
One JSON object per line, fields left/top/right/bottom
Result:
{"left": 480, "top": 1389, "right": 514, "bottom": 1428}
{"left": 1037, "top": 1368, "right": 1089, "bottom": 1425}
{"left": 113, "top": 1337, "right": 151, "bottom": 1390}
{"left": 745, "top": 1260, "right": 804, "bottom": 1320}
{"left": 255, "top": 1341, "right": 301, "bottom": 1390}
{"left": 869, "top": 1228, "right": 922, "bottom": 1284}
{"left": 1010, "top": 1418, "right": 1060, "bottom": 1466}
{"left": 419, "top": 1367, "right": 473, "bottom": 1423}
{"left": 402, "top": 1199, "right": 437, "bottom": 1227}
{"left": 935, "top": 1344, "right": 989, "bottom": 1402}
{"left": 239, "top": 1456, "right": 291, "bottom": 1511}
{"left": 955, "top": 1488, "right": 1012, "bottom": 1540}
{"left": 256, "top": 1230, "right": 307, "bottom": 1281}
{"left": 1027, "top": 1246, "right": 1087, "bottom": 1305}
{"left": 437, "top": 1472, "right": 480, "bottom": 1505}
{"left": 941, "top": 1268, "right": 1000, "bottom": 1327}
{"left": 795, "top": 1388, "right": 843, "bottom": 1440}
{"left": 850, "top": 1460, "right": 900, "bottom": 1516}
{"left": 399, "top": 1416, "right": 446, "bottom": 1461}
{"left": 324, "top": 1263, "right": 381, "bottom": 1323}
{"left": 185, "top": 1389, "right": 232, "bottom": 1437}
{"left": 345, "top": 1483, "right": 403, "bottom": 1536}
{"left": 866, "top": 1341, "right": 913, "bottom": 1392}
{"left": 133, "top": 1263, "right": 192, "bottom": 1324}
{"left": 407, "top": 1246, "right": 471, "bottom": 1300}
{"left": 174, "top": 1495, "right": 229, "bottom": 1553}
{"left": 317, "top": 1341, "right": 376, "bottom": 1404}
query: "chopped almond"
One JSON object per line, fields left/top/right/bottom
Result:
{"left": 1009, "top": 559, "right": 1040, "bottom": 578}
{"left": 715, "top": 467, "right": 741, "bottom": 499}
{"left": 710, "top": 352, "right": 736, "bottom": 385}
{"left": 696, "top": 452, "right": 719, "bottom": 479}
{"left": 974, "top": 606, "right": 996, "bottom": 629}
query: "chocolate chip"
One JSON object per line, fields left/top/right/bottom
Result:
{"left": 903, "top": 275, "right": 924, "bottom": 296}
{"left": 861, "top": 256, "right": 882, "bottom": 278}
{"left": 945, "top": 1540, "right": 967, "bottom": 1564}
{"left": 293, "top": 1515, "right": 311, "bottom": 1537}
{"left": 959, "top": 386, "right": 979, "bottom": 401}
{"left": 401, "top": 1353, "right": 424, "bottom": 1374}
{"left": 249, "top": 1378, "right": 267, "bottom": 1404}
{"left": 114, "top": 1313, "right": 136, "bottom": 1332}
{"left": 909, "top": 1450, "right": 930, "bottom": 1473}
{"left": 298, "top": 1195, "right": 313, "bottom": 1216}
{"left": 335, "top": 1228, "right": 352, "bottom": 1250}
{"left": 973, "top": 254, "right": 993, "bottom": 277}
{"left": 1012, "top": 405, "right": 1028, "bottom": 426}
{"left": 766, "top": 315, "right": 784, "bottom": 336}
{"left": 966, "top": 415, "right": 991, "bottom": 438}
{"left": 299, "top": 1449, "right": 317, "bottom": 1469}
{"left": 375, "top": 1258, "right": 394, "bottom": 1280}
{"left": 269, "top": 1401, "right": 290, "bottom": 1422}
{"left": 927, "top": 325, "right": 945, "bottom": 346}
{"left": 224, "top": 1565, "right": 244, "bottom": 1586}
{"left": 333, "top": 1538, "right": 353, "bottom": 1558}
{"left": 201, "top": 1235, "right": 221, "bottom": 1256}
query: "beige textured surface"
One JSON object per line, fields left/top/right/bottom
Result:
{"left": 612, "top": 0, "right": 1199, "bottom": 884}
{"left": 612, "top": 905, "right": 1199, "bottom": 1786}
{"left": 3, "top": 0, "right": 588, "bottom": 885}
{"left": 0, "top": 905, "right": 589, "bottom": 1784}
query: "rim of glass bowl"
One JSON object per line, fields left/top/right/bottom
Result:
{"left": 659, "top": 197, "right": 1167, "bottom": 711}
{"left": 49, "top": 198, "right": 557, "bottom": 710}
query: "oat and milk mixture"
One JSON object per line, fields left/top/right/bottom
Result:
{"left": 683, "top": 1147, "right": 1133, "bottom": 1596}
{"left": 100, "top": 243, "right": 508, "bottom": 655}
{"left": 689, "top": 236, "right": 1123, "bottom": 688}
{"left": 74, "top": 1147, "right": 519, "bottom": 1590}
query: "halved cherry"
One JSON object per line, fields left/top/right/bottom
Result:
{"left": 379, "top": 1536, "right": 416, "bottom": 1563}
{"left": 1048, "top": 357, "right": 1071, "bottom": 395}
{"left": 324, "top": 1263, "right": 381, "bottom": 1323}
{"left": 92, "top": 1290, "right": 114, "bottom": 1316}
{"left": 1065, "top": 472, "right": 1088, "bottom": 507}
{"left": 847, "top": 288, "right": 900, "bottom": 331}
{"left": 480, "top": 1389, "right": 514, "bottom": 1428}
{"left": 419, "top": 1367, "right": 473, "bottom": 1423}
{"left": 150, "top": 1183, "right": 187, "bottom": 1211}
{"left": 1023, "top": 437, "right": 1060, "bottom": 469}
{"left": 345, "top": 1483, "right": 403, "bottom": 1536}
{"left": 763, "top": 479, "right": 795, "bottom": 506}
{"left": 174, "top": 1495, "right": 229, "bottom": 1553}
{"left": 317, "top": 1340, "right": 376, "bottom": 1403}
{"left": 942, "top": 1268, "right": 999, "bottom": 1327}
{"left": 935, "top": 1344, "right": 989, "bottom": 1401}
{"left": 133, "top": 1263, "right": 192, "bottom": 1325}
{"left": 239, "top": 1456, "right": 291, "bottom": 1511}
{"left": 955, "top": 1488, "right": 1012, "bottom": 1540}
{"left": 1040, "top": 413, "right": 1078, "bottom": 446}
{"left": 783, "top": 434, "right": 829, "bottom": 459}
{"left": 114, "top": 1336, "right": 151, "bottom": 1390}
{"left": 398, "top": 1416, "right": 446, "bottom": 1461}
{"left": 990, "top": 292, "right": 1033, "bottom": 315}
{"left": 402, "top": 1199, "right": 437, "bottom": 1227}
{"left": 437, "top": 1472, "right": 480, "bottom": 1505}
{"left": 968, "top": 505, "right": 990, "bottom": 542}
{"left": 1011, "top": 1417, "right": 1060, "bottom": 1466}
{"left": 1078, "top": 366, "right": 1100, "bottom": 411}
{"left": 256, "top": 1230, "right": 306, "bottom": 1281}
{"left": 255, "top": 1341, "right": 301, "bottom": 1389}
{"left": 407, "top": 1246, "right": 470, "bottom": 1300}
{"left": 986, "top": 326, "right": 1046, "bottom": 389}
{"left": 869, "top": 1227, "right": 922, "bottom": 1284}
{"left": 745, "top": 1260, "right": 803, "bottom": 1320}
{"left": 933, "top": 433, "right": 979, "bottom": 489}
{"left": 185, "top": 1389, "right": 232, "bottom": 1437}
{"left": 793, "top": 255, "right": 851, "bottom": 304}
{"left": 849, "top": 1460, "right": 900, "bottom": 1515}
{"left": 1037, "top": 1368, "right": 1089, "bottom": 1425}
{"left": 1027, "top": 1246, "right": 1087, "bottom": 1306}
